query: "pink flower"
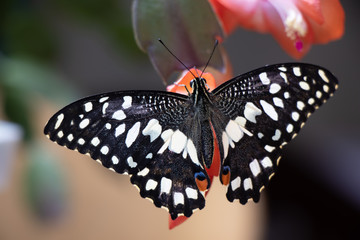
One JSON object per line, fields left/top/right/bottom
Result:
{"left": 209, "top": 0, "right": 345, "bottom": 58}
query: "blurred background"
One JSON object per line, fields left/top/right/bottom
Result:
{"left": 0, "top": 1, "right": 359, "bottom": 239}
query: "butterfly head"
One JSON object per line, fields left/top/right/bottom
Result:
{"left": 190, "top": 77, "right": 208, "bottom": 92}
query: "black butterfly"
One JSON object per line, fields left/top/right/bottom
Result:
{"left": 44, "top": 63, "right": 338, "bottom": 219}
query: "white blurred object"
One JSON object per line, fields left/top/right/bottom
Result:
{"left": 0, "top": 120, "right": 23, "bottom": 191}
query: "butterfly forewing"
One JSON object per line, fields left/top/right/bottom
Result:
{"left": 44, "top": 90, "right": 208, "bottom": 219}
{"left": 211, "top": 63, "right": 338, "bottom": 203}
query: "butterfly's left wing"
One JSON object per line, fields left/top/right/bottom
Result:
{"left": 44, "top": 91, "right": 209, "bottom": 219}
{"left": 210, "top": 63, "right": 338, "bottom": 204}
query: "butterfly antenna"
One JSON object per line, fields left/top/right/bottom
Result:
{"left": 200, "top": 39, "right": 219, "bottom": 78}
{"left": 158, "top": 39, "right": 197, "bottom": 79}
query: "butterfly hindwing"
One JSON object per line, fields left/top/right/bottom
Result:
{"left": 44, "top": 90, "right": 208, "bottom": 219}
{"left": 211, "top": 63, "right": 338, "bottom": 203}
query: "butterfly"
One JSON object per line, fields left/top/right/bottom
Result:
{"left": 44, "top": 63, "right": 338, "bottom": 219}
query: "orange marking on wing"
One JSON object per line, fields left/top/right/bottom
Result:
{"left": 221, "top": 171, "right": 230, "bottom": 186}
{"left": 195, "top": 177, "right": 209, "bottom": 192}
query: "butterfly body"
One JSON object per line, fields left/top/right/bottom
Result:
{"left": 45, "top": 63, "right": 338, "bottom": 219}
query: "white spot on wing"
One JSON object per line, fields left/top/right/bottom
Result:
{"left": 186, "top": 139, "right": 200, "bottom": 166}
{"left": 323, "top": 85, "right": 330, "bottom": 93}
{"left": 142, "top": 119, "right": 162, "bottom": 142}
{"left": 67, "top": 134, "right": 74, "bottom": 141}
{"left": 145, "top": 153, "right": 153, "bottom": 159}
{"left": 293, "top": 67, "right": 301, "bottom": 76}
{"left": 99, "top": 96, "right": 109, "bottom": 103}
{"left": 297, "top": 101, "right": 305, "bottom": 110}
{"left": 100, "top": 146, "right": 109, "bottom": 155}
{"left": 79, "top": 118, "right": 90, "bottom": 129}
{"left": 161, "top": 129, "right": 173, "bottom": 141}
{"left": 112, "top": 110, "right": 126, "bottom": 120}
{"left": 284, "top": 92, "right": 290, "bottom": 99}
{"left": 308, "top": 98, "right": 315, "bottom": 105}
{"left": 222, "top": 132, "right": 229, "bottom": 159}
{"left": 137, "top": 167, "right": 150, "bottom": 177}
{"left": 260, "top": 100, "right": 278, "bottom": 121}
{"left": 244, "top": 102, "right": 262, "bottom": 123}
{"left": 273, "top": 97, "right": 284, "bottom": 108}
{"left": 261, "top": 157, "right": 273, "bottom": 168}
{"left": 125, "top": 122, "right": 141, "bottom": 148}
{"left": 286, "top": 124, "right": 294, "bottom": 133}
{"left": 231, "top": 176, "right": 241, "bottom": 191}
{"left": 122, "top": 96, "right": 132, "bottom": 109}
{"left": 299, "top": 81, "right": 310, "bottom": 91}
{"left": 84, "top": 102, "right": 93, "bottom": 112}
{"left": 280, "top": 72, "right": 288, "bottom": 83}
{"left": 292, "top": 112, "right": 300, "bottom": 121}
{"left": 225, "top": 120, "right": 244, "bottom": 142}
{"left": 185, "top": 187, "right": 198, "bottom": 200}
{"left": 78, "top": 138, "right": 85, "bottom": 145}
{"left": 235, "top": 116, "right": 246, "bottom": 127}
{"left": 272, "top": 129, "right": 281, "bottom": 141}
{"left": 157, "top": 129, "right": 173, "bottom": 154}
{"left": 234, "top": 116, "right": 253, "bottom": 136}
{"left": 174, "top": 192, "right": 184, "bottom": 206}
{"left": 250, "top": 159, "right": 261, "bottom": 177}
{"left": 316, "top": 90, "right": 322, "bottom": 99}
{"left": 127, "top": 156, "right": 137, "bottom": 168}
{"left": 169, "top": 130, "right": 187, "bottom": 154}
{"left": 265, "top": 145, "right": 275, "bottom": 152}
{"left": 318, "top": 69, "right": 329, "bottom": 83}
{"left": 54, "top": 113, "right": 64, "bottom": 129}
{"left": 57, "top": 131, "right": 64, "bottom": 138}
{"left": 145, "top": 179, "right": 158, "bottom": 191}
{"left": 160, "top": 177, "right": 172, "bottom": 194}
{"left": 259, "top": 72, "right": 270, "bottom": 85}
{"left": 102, "top": 102, "right": 109, "bottom": 114}
{"left": 111, "top": 156, "right": 119, "bottom": 165}
{"left": 115, "top": 123, "right": 125, "bottom": 137}
{"left": 182, "top": 147, "right": 188, "bottom": 159}
{"left": 91, "top": 137, "right": 100, "bottom": 146}
{"left": 243, "top": 178, "right": 253, "bottom": 190}
{"left": 269, "top": 83, "right": 281, "bottom": 94}
{"left": 278, "top": 66, "right": 287, "bottom": 72}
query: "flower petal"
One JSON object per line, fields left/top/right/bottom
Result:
{"left": 208, "top": 0, "right": 345, "bottom": 59}
{"left": 307, "top": 0, "right": 345, "bottom": 43}
{"left": 263, "top": 1, "right": 313, "bottom": 58}
{"left": 296, "top": 0, "right": 324, "bottom": 24}
{"left": 167, "top": 46, "right": 232, "bottom": 94}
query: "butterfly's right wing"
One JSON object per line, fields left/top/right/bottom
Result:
{"left": 210, "top": 63, "right": 338, "bottom": 204}
{"left": 44, "top": 90, "right": 209, "bottom": 219}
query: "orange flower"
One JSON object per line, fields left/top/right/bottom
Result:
{"left": 209, "top": 0, "right": 345, "bottom": 58}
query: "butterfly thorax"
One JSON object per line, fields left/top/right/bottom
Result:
{"left": 189, "top": 77, "right": 215, "bottom": 169}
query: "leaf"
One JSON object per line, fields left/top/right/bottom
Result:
{"left": 132, "top": 0, "right": 225, "bottom": 83}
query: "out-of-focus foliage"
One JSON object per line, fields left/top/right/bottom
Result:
{"left": 1, "top": 9, "right": 55, "bottom": 62}
{"left": 0, "top": 0, "right": 140, "bottom": 61}
{"left": 53, "top": 0, "right": 141, "bottom": 56}
{"left": 0, "top": 57, "right": 77, "bottom": 141}
{"left": 25, "top": 143, "right": 67, "bottom": 221}
{"left": 0, "top": 0, "right": 140, "bottom": 221}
